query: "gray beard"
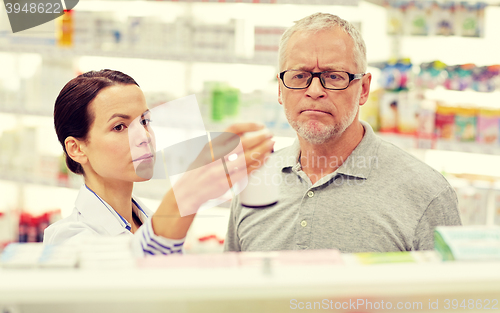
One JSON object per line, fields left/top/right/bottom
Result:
{"left": 285, "top": 100, "right": 359, "bottom": 145}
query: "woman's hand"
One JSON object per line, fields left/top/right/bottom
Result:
{"left": 172, "top": 123, "right": 274, "bottom": 216}
{"left": 224, "top": 123, "right": 275, "bottom": 175}
{"left": 151, "top": 123, "right": 274, "bottom": 239}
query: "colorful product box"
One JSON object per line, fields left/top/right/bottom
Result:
{"left": 359, "top": 88, "right": 381, "bottom": 132}
{"left": 454, "top": 107, "right": 477, "bottom": 142}
{"left": 435, "top": 226, "right": 500, "bottom": 261}
{"left": 457, "top": 2, "right": 485, "bottom": 38}
{"left": 495, "top": 189, "right": 500, "bottom": 226}
{"left": 434, "top": 104, "right": 455, "bottom": 140}
{"left": 254, "top": 26, "right": 286, "bottom": 63}
{"left": 455, "top": 185, "right": 488, "bottom": 226}
{"left": 435, "top": 2, "right": 455, "bottom": 36}
{"left": 397, "top": 91, "right": 419, "bottom": 134}
{"left": 416, "top": 100, "right": 436, "bottom": 149}
{"left": 406, "top": 1, "right": 430, "bottom": 36}
{"left": 347, "top": 251, "right": 441, "bottom": 265}
{"left": 379, "top": 91, "right": 400, "bottom": 133}
{"left": 354, "top": 251, "right": 415, "bottom": 264}
{"left": 417, "top": 99, "right": 436, "bottom": 137}
{"left": 476, "top": 108, "right": 500, "bottom": 144}
{"left": 385, "top": 2, "right": 405, "bottom": 35}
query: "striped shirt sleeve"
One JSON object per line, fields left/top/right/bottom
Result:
{"left": 131, "top": 217, "right": 185, "bottom": 257}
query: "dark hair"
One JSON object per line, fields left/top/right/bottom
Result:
{"left": 54, "top": 69, "right": 139, "bottom": 175}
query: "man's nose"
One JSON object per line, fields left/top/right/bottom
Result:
{"left": 305, "top": 77, "right": 326, "bottom": 99}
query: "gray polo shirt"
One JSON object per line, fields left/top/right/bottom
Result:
{"left": 224, "top": 121, "right": 461, "bottom": 253}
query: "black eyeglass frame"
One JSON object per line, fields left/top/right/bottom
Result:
{"left": 279, "top": 70, "right": 366, "bottom": 91}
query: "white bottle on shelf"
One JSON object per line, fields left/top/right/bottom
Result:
{"left": 73, "top": 10, "right": 96, "bottom": 52}
{"left": 0, "top": 209, "right": 15, "bottom": 248}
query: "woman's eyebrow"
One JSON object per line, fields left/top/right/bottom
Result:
{"left": 108, "top": 113, "right": 131, "bottom": 122}
{"left": 107, "top": 110, "right": 150, "bottom": 122}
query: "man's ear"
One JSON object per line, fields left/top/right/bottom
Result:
{"left": 277, "top": 74, "right": 283, "bottom": 105}
{"left": 358, "top": 73, "right": 372, "bottom": 106}
{"left": 65, "top": 136, "right": 88, "bottom": 166}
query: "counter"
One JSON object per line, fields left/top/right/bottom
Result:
{"left": 1, "top": 258, "right": 500, "bottom": 313}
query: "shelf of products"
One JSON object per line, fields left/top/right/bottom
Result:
{"left": 0, "top": 1, "right": 356, "bottom": 66}
{"left": 361, "top": 57, "right": 500, "bottom": 155}
{"left": 0, "top": 44, "right": 280, "bottom": 66}
{"left": 142, "top": 0, "right": 359, "bottom": 4}
{"left": 1, "top": 253, "right": 500, "bottom": 313}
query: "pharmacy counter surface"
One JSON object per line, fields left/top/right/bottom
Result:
{"left": 1, "top": 256, "right": 500, "bottom": 313}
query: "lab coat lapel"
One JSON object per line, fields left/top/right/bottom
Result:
{"left": 74, "top": 185, "right": 129, "bottom": 236}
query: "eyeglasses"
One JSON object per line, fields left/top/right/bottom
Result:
{"left": 279, "top": 70, "right": 365, "bottom": 90}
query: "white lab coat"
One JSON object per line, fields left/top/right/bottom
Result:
{"left": 43, "top": 185, "right": 185, "bottom": 257}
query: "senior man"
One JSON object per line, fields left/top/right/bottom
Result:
{"left": 225, "top": 13, "right": 461, "bottom": 253}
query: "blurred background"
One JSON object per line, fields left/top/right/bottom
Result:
{"left": 0, "top": 0, "right": 499, "bottom": 253}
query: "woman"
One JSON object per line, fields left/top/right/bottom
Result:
{"left": 43, "top": 69, "right": 274, "bottom": 256}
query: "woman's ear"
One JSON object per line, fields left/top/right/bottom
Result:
{"left": 65, "top": 136, "right": 88, "bottom": 166}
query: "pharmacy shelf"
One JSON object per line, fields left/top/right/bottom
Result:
{"left": 0, "top": 44, "right": 279, "bottom": 66}
{"left": 378, "top": 132, "right": 500, "bottom": 155}
{"left": 0, "top": 170, "right": 234, "bottom": 205}
{"left": 434, "top": 140, "right": 500, "bottom": 155}
{"left": 0, "top": 171, "right": 78, "bottom": 190}
{"left": 144, "top": 0, "right": 359, "bottom": 4}
{"left": 366, "top": 0, "right": 500, "bottom": 7}
{"left": 1, "top": 259, "right": 500, "bottom": 313}
{"left": 0, "top": 169, "right": 160, "bottom": 198}
{"left": 0, "top": 106, "right": 52, "bottom": 117}
{"left": 0, "top": 172, "right": 161, "bottom": 200}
